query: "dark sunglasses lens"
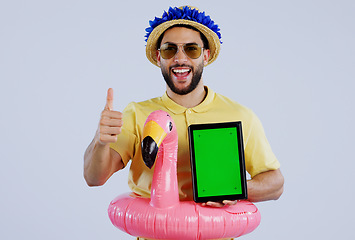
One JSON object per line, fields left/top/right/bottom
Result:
{"left": 183, "top": 43, "right": 202, "bottom": 59}
{"left": 160, "top": 43, "right": 177, "bottom": 59}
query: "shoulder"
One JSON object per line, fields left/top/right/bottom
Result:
{"left": 122, "top": 96, "right": 167, "bottom": 121}
{"left": 124, "top": 96, "right": 163, "bottom": 112}
{"left": 213, "top": 92, "right": 257, "bottom": 119}
{"left": 205, "top": 89, "right": 263, "bottom": 134}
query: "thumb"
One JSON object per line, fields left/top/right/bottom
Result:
{"left": 105, "top": 88, "right": 114, "bottom": 111}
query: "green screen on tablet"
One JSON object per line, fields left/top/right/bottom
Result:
{"left": 188, "top": 122, "right": 247, "bottom": 202}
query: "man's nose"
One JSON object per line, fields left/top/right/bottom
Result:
{"left": 173, "top": 46, "right": 188, "bottom": 63}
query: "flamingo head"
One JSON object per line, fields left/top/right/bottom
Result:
{"left": 141, "top": 110, "right": 177, "bottom": 169}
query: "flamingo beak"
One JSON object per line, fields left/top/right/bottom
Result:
{"left": 141, "top": 120, "right": 167, "bottom": 169}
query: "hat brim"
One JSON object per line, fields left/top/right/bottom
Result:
{"left": 146, "top": 19, "right": 221, "bottom": 67}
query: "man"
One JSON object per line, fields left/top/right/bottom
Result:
{"left": 84, "top": 5, "right": 284, "bottom": 239}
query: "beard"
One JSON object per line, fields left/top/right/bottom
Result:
{"left": 161, "top": 61, "right": 204, "bottom": 95}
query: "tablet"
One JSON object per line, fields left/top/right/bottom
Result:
{"left": 188, "top": 121, "right": 247, "bottom": 203}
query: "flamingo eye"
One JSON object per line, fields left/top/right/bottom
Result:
{"left": 169, "top": 122, "right": 173, "bottom": 131}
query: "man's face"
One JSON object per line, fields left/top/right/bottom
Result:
{"left": 157, "top": 27, "right": 210, "bottom": 95}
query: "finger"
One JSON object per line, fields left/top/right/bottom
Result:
{"left": 105, "top": 88, "right": 114, "bottom": 111}
{"left": 206, "top": 201, "right": 225, "bottom": 208}
{"left": 101, "top": 109, "right": 123, "bottom": 119}
{"left": 99, "top": 134, "right": 118, "bottom": 144}
{"left": 100, "top": 118, "right": 123, "bottom": 128}
{"left": 222, "top": 200, "right": 238, "bottom": 206}
{"left": 100, "top": 126, "right": 122, "bottom": 135}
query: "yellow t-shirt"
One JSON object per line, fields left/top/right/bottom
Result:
{"left": 110, "top": 86, "right": 280, "bottom": 201}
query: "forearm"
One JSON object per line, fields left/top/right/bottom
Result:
{"left": 84, "top": 136, "right": 114, "bottom": 186}
{"left": 247, "top": 169, "right": 284, "bottom": 202}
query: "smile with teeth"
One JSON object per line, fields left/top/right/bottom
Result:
{"left": 172, "top": 69, "right": 190, "bottom": 74}
{"left": 172, "top": 68, "right": 192, "bottom": 79}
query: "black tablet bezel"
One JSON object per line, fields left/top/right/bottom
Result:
{"left": 188, "top": 121, "right": 248, "bottom": 203}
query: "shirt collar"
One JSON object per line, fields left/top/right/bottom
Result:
{"left": 162, "top": 86, "right": 215, "bottom": 114}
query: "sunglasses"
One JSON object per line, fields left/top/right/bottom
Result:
{"left": 159, "top": 43, "right": 204, "bottom": 59}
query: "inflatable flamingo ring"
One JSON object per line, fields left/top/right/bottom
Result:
{"left": 108, "top": 110, "right": 261, "bottom": 239}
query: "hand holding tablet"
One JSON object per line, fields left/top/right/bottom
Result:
{"left": 188, "top": 122, "right": 248, "bottom": 204}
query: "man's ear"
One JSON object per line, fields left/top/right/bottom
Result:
{"left": 156, "top": 50, "right": 161, "bottom": 67}
{"left": 203, "top": 49, "right": 210, "bottom": 66}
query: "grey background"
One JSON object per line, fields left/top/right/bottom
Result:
{"left": 1, "top": 0, "right": 354, "bottom": 239}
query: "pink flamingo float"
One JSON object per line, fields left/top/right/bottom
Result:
{"left": 108, "top": 110, "right": 261, "bottom": 239}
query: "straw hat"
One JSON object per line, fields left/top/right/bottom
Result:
{"left": 145, "top": 6, "right": 222, "bottom": 67}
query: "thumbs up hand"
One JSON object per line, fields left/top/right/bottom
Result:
{"left": 97, "top": 88, "right": 123, "bottom": 145}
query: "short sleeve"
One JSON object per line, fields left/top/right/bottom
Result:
{"left": 244, "top": 112, "right": 280, "bottom": 178}
{"left": 110, "top": 103, "right": 138, "bottom": 167}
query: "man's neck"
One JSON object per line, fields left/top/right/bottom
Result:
{"left": 166, "top": 83, "right": 206, "bottom": 109}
